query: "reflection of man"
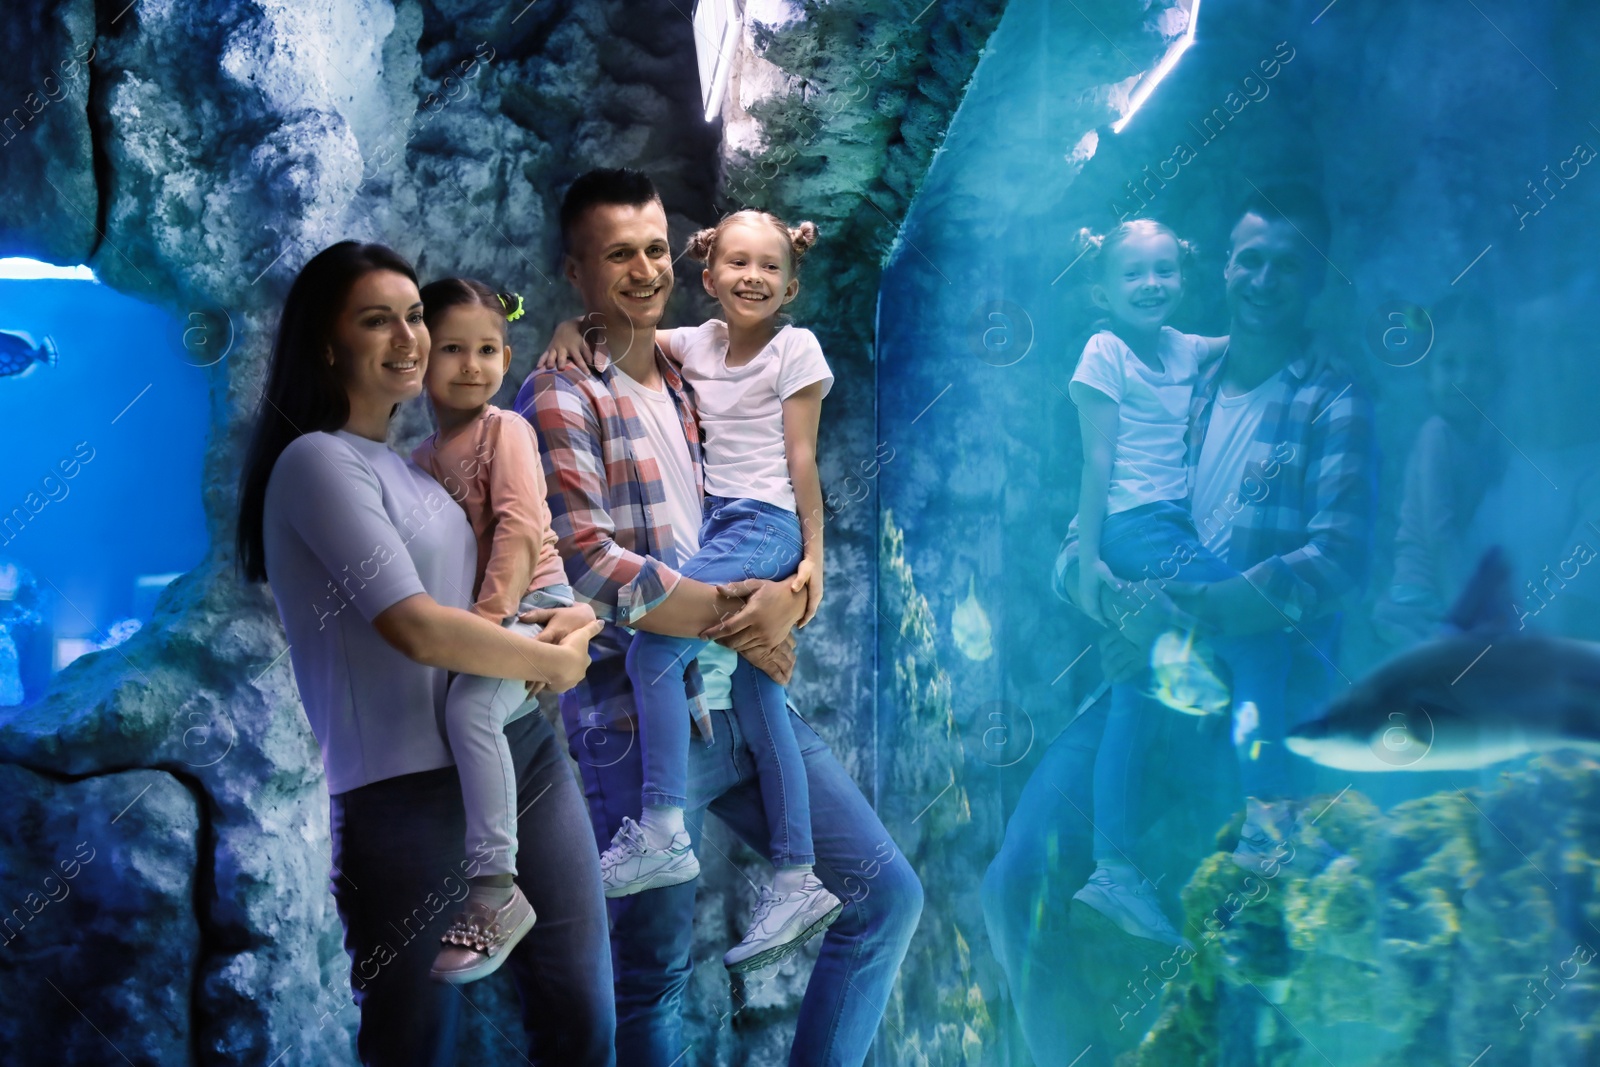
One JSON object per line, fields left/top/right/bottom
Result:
{"left": 516, "top": 168, "right": 921, "bottom": 1066}
{"left": 981, "top": 184, "right": 1376, "bottom": 1059}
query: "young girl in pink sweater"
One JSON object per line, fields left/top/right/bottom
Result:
{"left": 411, "top": 277, "right": 592, "bottom": 985}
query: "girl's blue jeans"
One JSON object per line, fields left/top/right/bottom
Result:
{"left": 626, "top": 494, "right": 814, "bottom": 867}
{"left": 1090, "top": 498, "right": 1290, "bottom": 864}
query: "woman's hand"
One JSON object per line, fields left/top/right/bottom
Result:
{"left": 523, "top": 602, "right": 598, "bottom": 644}
{"left": 1079, "top": 559, "right": 1123, "bottom": 626}
{"left": 541, "top": 619, "right": 605, "bottom": 692}
{"left": 789, "top": 559, "right": 824, "bottom": 628}
{"left": 536, "top": 316, "right": 599, "bottom": 371}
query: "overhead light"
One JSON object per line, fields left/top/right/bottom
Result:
{"left": 0, "top": 257, "right": 98, "bottom": 281}
{"left": 1112, "top": 0, "right": 1201, "bottom": 134}
{"left": 694, "top": 0, "right": 741, "bottom": 122}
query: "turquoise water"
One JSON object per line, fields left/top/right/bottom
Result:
{"left": 874, "top": 0, "right": 1600, "bottom": 1063}
{"left": 0, "top": 275, "right": 208, "bottom": 703}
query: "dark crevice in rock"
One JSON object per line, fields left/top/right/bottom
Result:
{"left": 83, "top": 0, "right": 113, "bottom": 261}
{"left": 174, "top": 770, "right": 219, "bottom": 1067}
{"left": 0, "top": 753, "right": 223, "bottom": 1066}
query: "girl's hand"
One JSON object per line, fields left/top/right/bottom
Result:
{"left": 544, "top": 619, "right": 605, "bottom": 692}
{"left": 536, "top": 317, "right": 599, "bottom": 371}
{"left": 1079, "top": 559, "right": 1123, "bottom": 626}
{"left": 789, "top": 559, "right": 825, "bottom": 628}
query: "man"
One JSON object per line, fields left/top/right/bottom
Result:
{"left": 980, "top": 184, "right": 1377, "bottom": 1058}
{"left": 516, "top": 168, "right": 922, "bottom": 1066}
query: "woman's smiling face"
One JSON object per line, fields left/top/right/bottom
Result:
{"left": 329, "top": 269, "right": 429, "bottom": 410}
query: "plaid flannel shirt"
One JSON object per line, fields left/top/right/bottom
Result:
{"left": 514, "top": 345, "right": 715, "bottom": 742}
{"left": 1054, "top": 349, "right": 1378, "bottom": 624}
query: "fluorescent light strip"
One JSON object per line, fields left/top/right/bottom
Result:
{"left": 698, "top": 0, "right": 740, "bottom": 122}
{"left": 1111, "top": 0, "right": 1201, "bottom": 135}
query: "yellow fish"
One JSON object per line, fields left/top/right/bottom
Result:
{"left": 1149, "top": 630, "right": 1231, "bottom": 716}
{"left": 952, "top": 575, "right": 993, "bottom": 661}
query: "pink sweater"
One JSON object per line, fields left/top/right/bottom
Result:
{"left": 411, "top": 405, "right": 567, "bottom": 621}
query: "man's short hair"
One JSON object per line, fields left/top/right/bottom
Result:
{"left": 1233, "top": 182, "right": 1332, "bottom": 256}
{"left": 559, "top": 168, "right": 662, "bottom": 256}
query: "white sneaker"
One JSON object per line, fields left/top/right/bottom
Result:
{"left": 723, "top": 874, "right": 844, "bottom": 973}
{"left": 1072, "top": 868, "right": 1192, "bottom": 949}
{"left": 598, "top": 816, "right": 700, "bottom": 898}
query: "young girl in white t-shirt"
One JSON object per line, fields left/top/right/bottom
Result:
{"left": 1067, "top": 218, "right": 1251, "bottom": 948}
{"left": 539, "top": 210, "right": 842, "bottom": 973}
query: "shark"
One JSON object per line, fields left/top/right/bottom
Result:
{"left": 1286, "top": 545, "right": 1600, "bottom": 772}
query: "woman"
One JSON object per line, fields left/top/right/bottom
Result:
{"left": 236, "top": 241, "right": 615, "bottom": 1065}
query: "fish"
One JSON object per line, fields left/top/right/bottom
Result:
{"left": 0, "top": 330, "right": 59, "bottom": 378}
{"left": 1286, "top": 546, "right": 1600, "bottom": 772}
{"left": 1149, "top": 628, "right": 1233, "bottom": 716}
{"left": 952, "top": 574, "right": 993, "bottom": 661}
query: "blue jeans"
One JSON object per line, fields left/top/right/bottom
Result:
{"left": 443, "top": 583, "right": 575, "bottom": 878}
{"left": 329, "top": 712, "right": 615, "bottom": 1066}
{"left": 1091, "top": 499, "right": 1285, "bottom": 862}
{"left": 563, "top": 696, "right": 923, "bottom": 1066}
{"left": 626, "top": 495, "right": 814, "bottom": 866}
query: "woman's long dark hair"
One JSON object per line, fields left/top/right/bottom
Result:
{"left": 236, "top": 241, "right": 419, "bottom": 583}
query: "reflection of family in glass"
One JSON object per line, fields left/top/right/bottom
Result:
{"left": 980, "top": 182, "right": 1559, "bottom": 1058}
{"left": 235, "top": 168, "right": 921, "bottom": 1065}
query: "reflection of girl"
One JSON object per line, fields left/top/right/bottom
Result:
{"left": 539, "top": 210, "right": 842, "bottom": 972}
{"left": 236, "top": 242, "right": 612, "bottom": 1063}
{"left": 1374, "top": 296, "right": 1505, "bottom": 645}
{"left": 1067, "top": 219, "right": 1271, "bottom": 948}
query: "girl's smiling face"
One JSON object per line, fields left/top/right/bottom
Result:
{"left": 330, "top": 269, "right": 428, "bottom": 408}
{"left": 702, "top": 219, "right": 800, "bottom": 329}
{"left": 423, "top": 302, "right": 510, "bottom": 414}
{"left": 1094, "top": 230, "right": 1184, "bottom": 332}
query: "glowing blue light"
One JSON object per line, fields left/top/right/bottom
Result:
{"left": 1111, "top": 0, "right": 1202, "bottom": 135}
{"left": 0, "top": 257, "right": 98, "bottom": 282}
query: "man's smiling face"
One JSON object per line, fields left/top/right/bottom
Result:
{"left": 1224, "top": 212, "right": 1323, "bottom": 336}
{"left": 565, "top": 198, "right": 675, "bottom": 335}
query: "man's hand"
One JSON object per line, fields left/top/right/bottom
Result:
{"left": 524, "top": 602, "right": 599, "bottom": 644}
{"left": 1097, "top": 628, "right": 1147, "bottom": 685}
{"left": 738, "top": 635, "right": 798, "bottom": 686}
{"left": 700, "top": 577, "right": 805, "bottom": 650}
{"left": 536, "top": 316, "right": 600, "bottom": 372}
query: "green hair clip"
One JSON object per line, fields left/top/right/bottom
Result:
{"left": 498, "top": 292, "right": 525, "bottom": 322}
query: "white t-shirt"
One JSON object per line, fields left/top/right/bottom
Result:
{"left": 262, "top": 429, "right": 476, "bottom": 795}
{"left": 612, "top": 368, "right": 702, "bottom": 562}
{"left": 1071, "top": 327, "right": 1203, "bottom": 515}
{"left": 671, "top": 320, "right": 834, "bottom": 513}
{"left": 1190, "top": 375, "right": 1278, "bottom": 557}
{"left": 611, "top": 365, "right": 738, "bottom": 709}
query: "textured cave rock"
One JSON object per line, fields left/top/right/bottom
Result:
{"left": 0, "top": 765, "right": 199, "bottom": 1065}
